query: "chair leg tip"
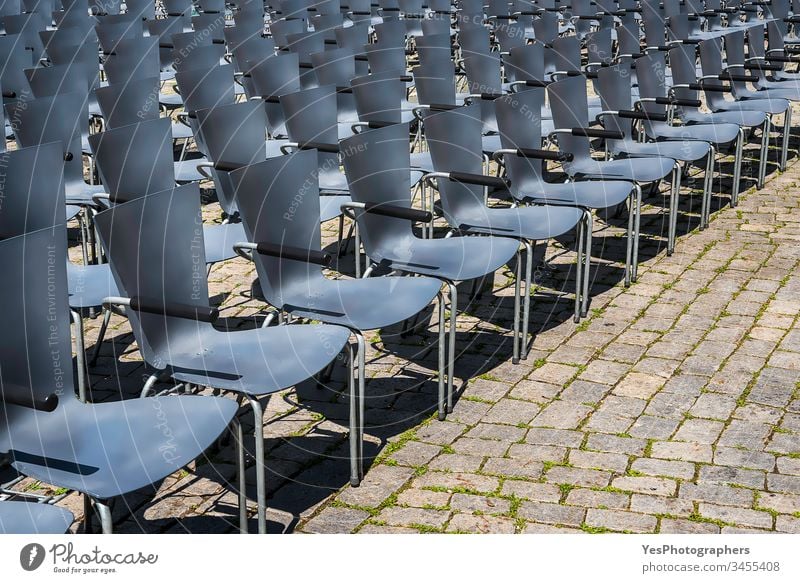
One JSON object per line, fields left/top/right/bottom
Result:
{"left": 512, "top": 358, "right": 520, "bottom": 365}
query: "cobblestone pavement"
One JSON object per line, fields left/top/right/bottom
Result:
{"left": 8, "top": 119, "right": 800, "bottom": 535}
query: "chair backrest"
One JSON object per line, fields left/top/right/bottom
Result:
{"left": 597, "top": 63, "right": 635, "bottom": 138}
{"left": 504, "top": 43, "right": 543, "bottom": 83}
{"left": 6, "top": 92, "right": 87, "bottom": 195}
{"left": 547, "top": 75, "right": 592, "bottom": 161}
{"left": 195, "top": 99, "right": 268, "bottom": 213}
{"left": 2, "top": 12, "right": 47, "bottom": 63}
{"left": 280, "top": 83, "right": 339, "bottom": 144}
{"left": 269, "top": 18, "right": 304, "bottom": 47}
{"left": 364, "top": 39, "right": 407, "bottom": 74}
{"left": 191, "top": 12, "right": 226, "bottom": 43}
{"left": 172, "top": 43, "right": 225, "bottom": 73}
{"left": 458, "top": 24, "right": 490, "bottom": 59}
{"left": 147, "top": 15, "right": 188, "bottom": 70}
{"left": 163, "top": 0, "right": 192, "bottom": 17}
{"left": 545, "top": 35, "right": 581, "bottom": 77}
{"left": 495, "top": 87, "right": 548, "bottom": 198}
{"left": 246, "top": 52, "right": 300, "bottom": 135}
{"left": 311, "top": 46, "right": 354, "bottom": 86}
{"left": 175, "top": 63, "right": 236, "bottom": 113}
{"left": 125, "top": 0, "right": 156, "bottom": 20}
{"left": 229, "top": 31, "right": 275, "bottom": 73}
{"left": 230, "top": 149, "right": 323, "bottom": 307}
{"left": 635, "top": 51, "right": 672, "bottom": 115}
{"left": 424, "top": 103, "right": 491, "bottom": 225}
{"left": 95, "top": 16, "right": 142, "bottom": 54}
{"left": 351, "top": 73, "right": 405, "bottom": 124}
{"left": 374, "top": 18, "right": 406, "bottom": 46}
{"left": 0, "top": 141, "right": 65, "bottom": 236}
{"left": 94, "top": 184, "right": 211, "bottom": 366}
{"left": 40, "top": 24, "right": 97, "bottom": 55}
{"left": 0, "top": 34, "right": 34, "bottom": 100}
{"left": 0, "top": 225, "right": 77, "bottom": 415}
{"left": 668, "top": 43, "right": 701, "bottom": 102}
{"left": 412, "top": 62, "right": 456, "bottom": 106}
{"left": 416, "top": 33, "right": 451, "bottom": 67}
{"left": 533, "top": 11, "right": 560, "bottom": 46}
{"left": 94, "top": 76, "right": 161, "bottom": 128}
{"left": 494, "top": 21, "right": 526, "bottom": 53}
{"left": 340, "top": 122, "right": 415, "bottom": 256}
{"left": 335, "top": 22, "right": 370, "bottom": 52}
{"left": 697, "top": 37, "right": 729, "bottom": 108}
{"left": 89, "top": 117, "right": 175, "bottom": 201}
{"left": 102, "top": 36, "right": 159, "bottom": 83}
{"left": 463, "top": 51, "right": 501, "bottom": 133}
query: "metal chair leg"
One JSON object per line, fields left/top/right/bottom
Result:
{"left": 758, "top": 115, "right": 771, "bottom": 190}
{"left": 521, "top": 239, "right": 534, "bottom": 360}
{"left": 781, "top": 108, "right": 791, "bottom": 172}
{"left": 702, "top": 145, "right": 715, "bottom": 229}
{"left": 624, "top": 188, "right": 635, "bottom": 287}
{"left": 512, "top": 247, "right": 522, "bottom": 365}
{"left": 95, "top": 499, "right": 113, "bottom": 534}
{"left": 245, "top": 394, "right": 267, "bottom": 534}
{"left": 70, "top": 310, "right": 89, "bottom": 402}
{"left": 437, "top": 289, "right": 446, "bottom": 421}
{"left": 731, "top": 128, "right": 745, "bottom": 207}
{"left": 445, "top": 280, "right": 457, "bottom": 413}
{"left": 346, "top": 342, "right": 360, "bottom": 487}
{"left": 574, "top": 213, "right": 584, "bottom": 323}
{"left": 88, "top": 308, "right": 112, "bottom": 367}
{"left": 581, "top": 210, "right": 592, "bottom": 318}
{"left": 230, "top": 417, "right": 248, "bottom": 534}
{"left": 632, "top": 183, "right": 642, "bottom": 282}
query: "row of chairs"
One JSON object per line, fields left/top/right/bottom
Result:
{"left": 1, "top": 0, "right": 799, "bottom": 534}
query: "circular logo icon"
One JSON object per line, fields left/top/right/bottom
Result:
{"left": 20, "top": 543, "right": 46, "bottom": 571}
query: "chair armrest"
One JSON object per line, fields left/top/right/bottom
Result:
{"left": 1, "top": 386, "right": 59, "bottom": 411}
{"left": 447, "top": 171, "right": 509, "bottom": 189}
{"left": 235, "top": 241, "right": 332, "bottom": 267}
{"left": 718, "top": 72, "right": 759, "bottom": 82}
{"left": 509, "top": 79, "right": 549, "bottom": 90}
{"left": 351, "top": 121, "right": 394, "bottom": 133}
{"left": 650, "top": 96, "right": 702, "bottom": 107}
{"left": 597, "top": 109, "right": 669, "bottom": 122}
{"left": 492, "top": 148, "right": 573, "bottom": 162}
{"left": 570, "top": 127, "right": 625, "bottom": 139}
{"left": 104, "top": 296, "right": 219, "bottom": 323}
{"left": 342, "top": 201, "right": 433, "bottom": 222}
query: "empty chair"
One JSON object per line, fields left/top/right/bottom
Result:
{"left": 0, "top": 222, "right": 241, "bottom": 534}
{"left": 493, "top": 87, "right": 641, "bottom": 286}
{"left": 89, "top": 117, "right": 245, "bottom": 264}
{"left": 246, "top": 52, "right": 301, "bottom": 138}
{"left": 424, "top": 102, "right": 589, "bottom": 355}
{"left": 341, "top": 122, "right": 520, "bottom": 412}
{"left": 230, "top": 149, "right": 445, "bottom": 434}
{"left": 94, "top": 183, "right": 351, "bottom": 533}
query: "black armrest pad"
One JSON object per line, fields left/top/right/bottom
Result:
{"left": 214, "top": 161, "right": 243, "bottom": 172}
{"left": 655, "top": 96, "right": 702, "bottom": 107}
{"left": 477, "top": 92, "right": 504, "bottom": 100}
{"left": 426, "top": 103, "right": 461, "bottom": 111}
{"left": 129, "top": 296, "right": 219, "bottom": 323}
{"left": 1, "top": 386, "right": 58, "bottom": 411}
{"left": 254, "top": 242, "right": 332, "bottom": 266}
{"left": 765, "top": 55, "right": 800, "bottom": 63}
{"left": 718, "top": 72, "right": 759, "bottom": 82}
{"left": 745, "top": 63, "right": 783, "bottom": 71}
{"left": 362, "top": 202, "right": 432, "bottom": 222}
{"left": 364, "top": 120, "right": 394, "bottom": 128}
{"left": 2, "top": 90, "right": 16, "bottom": 98}
{"left": 448, "top": 171, "right": 508, "bottom": 189}
{"left": 521, "top": 79, "right": 549, "bottom": 87}
{"left": 297, "top": 141, "right": 340, "bottom": 154}
{"left": 689, "top": 82, "right": 731, "bottom": 92}
{"left": 515, "top": 148, "right": 573, "bottom": 162}
{"left": 619, "top": 109, "right": 669, "bottom": 121}
{"left": 571, "top": 127, "right": 624, "bottom": 139}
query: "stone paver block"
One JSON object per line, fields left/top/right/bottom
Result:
{"left": 337, "top": 465, "right": 415, "bottom": 508}
{"left": 611, "top": 476, "right": 677, "bottom": 496}
{"left": 376, "top": 506, "right": 450, "bottom": 529}
{"left": 585, "top": 508, "right": 657, "bottom": 533}
{"left": 450, "top": 493, "right": 511, "bottom": 514}
{"left": 698, "top": 504, "right": 773, "bottom": 529}
{"left": 532, "top": 401, "right": 593, "bottom": 429}
{"left": 396, "top": 489, "right": 451, "bottom": 509}
{"left": 569, "top": 450, "right": 630, "bottom": 473}
{"left": 413, "top": 472, "right": 500, "bottom": 494}
{"left": 500, "top": 481, "right": 561, "bottom": 502}
{"left": 650, "top": 441, "right": 713, "bottom": 463}
{"left": 678, "top": 483, "right": 754, "bottom": 507}
{"left": 447, "top": 513, "right": 516, "bottom": 533}
{"left": 630, "top": 458, "right": 696, "bottom": 480}
{"left": 544, "top": 466, "right": 612, "bottom": 488}
{"left": 565, "top": 488, "right": 629, "bottom": 510}
{"left": 303, "top": 507, "right": 369, "bottom": 534}
{"left": 518, "top": 501, "right": 585, "bottom": 527}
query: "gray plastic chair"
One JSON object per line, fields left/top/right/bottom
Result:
{"left": 0, "top": 223, "right": 241, "bottom": 534}
{"left": 245, "top": 51, "right": 301, "bottom": 138}
{"left": 424, "top": 102, "right": 588, "bottom": 357}
{"left": 493, "top": 87, "right": 641, "bottom": 286}
{"left": 341, "top": 122, "right": 520, "bottom": 413}
{"left": 102, "top": 36, "right": 160, "bottom": 85}
{"left": 94, "top": 184, "right": 351, "bottom": 533}
{"left": 310, "top": 46, "right": 359, "bottom": 122}
{"left": 699, "top": 36, "right": 790, "bottom": 187}
{"left": 596, "top": 63, "right": 717, "bottom": 239}
{"left": 547, "top": 75, "right": 684, "bottom": 255}
{"left": 280, "top": 84, "right": 354, "bottom": 220}
{"left": 669, "top": 43, "right": 771, "bottom": 192}
{"left": 230, "top": 151, "right": 443, "bottom": 456}
{"left": 636, "top": 50, "right": 747, "bottom": 212}
{"left": 94, "top": 76, "right": 161, "bottom": 129}
{"left": 0, "top": 141, "right": 118, "bottom": 402}
{"left": 0, "top": 500, "right": 74, "bottom": 534}
{"left": 89, "top": 117, "right": 245, "bottom": 266}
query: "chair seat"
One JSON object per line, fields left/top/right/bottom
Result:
{"left": 203, "top": 222, "right": 246, "bottom": 263}
{"left": 159, "top": 92, "right": 182, "bottom": 108}
{"left": 456, "top": 204, "right": 584, "bottom": 241}
{"left": 67, "top": 262, "right": 119, "bottom": 309}
{"left": 66, "top": 183, "right": 107, "bottom": 207}
{"left": 515, "top": 179, "right": 634, "bottom": 209}
{"left": 681, "top": 108, "right": 767, "bottom": 128}
{"left": 262, "top": 275, "right": 442, "bottom": 330}
{"left": 320, "top": 194, "right": 350, "bottom": 222}
{"left": 410, "top": 151, "right": 434, "bottom": 172}
{"left": 5, "top": 395, "right": 237, "bottom": 500}
{"left": 373, "top": 234, "right": 519, "bottom": 282}
{"left": 0, "top": 501, "right": 73, "bottom": 534}
{"left": 67, "top": 205, "right": 81, "bottom": 221}
{"left": 175, "top": 157, "right": 210, "bottom": 182}
{"left": 750, "top": 84, "right": 800, "bottom": 101}
{"left": 171, "top": 122, "right": 193, "bottom": 140}
{"left": 713, "top": 97, "right": 789, "bottom": 115}
{"left": 320, "top": 169, "right": 350, "bottom": 193}
{"left": 567, "top": 155, "right": 675, "bottom": 183}
{"left": 610, "top": 137, "right": 711, "bottom": 162}
{"left": 166, "top": 324, "right": 352, "bottom": 396}
{"left": 649, "top": 120, "right": 741, "bottom": 145}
